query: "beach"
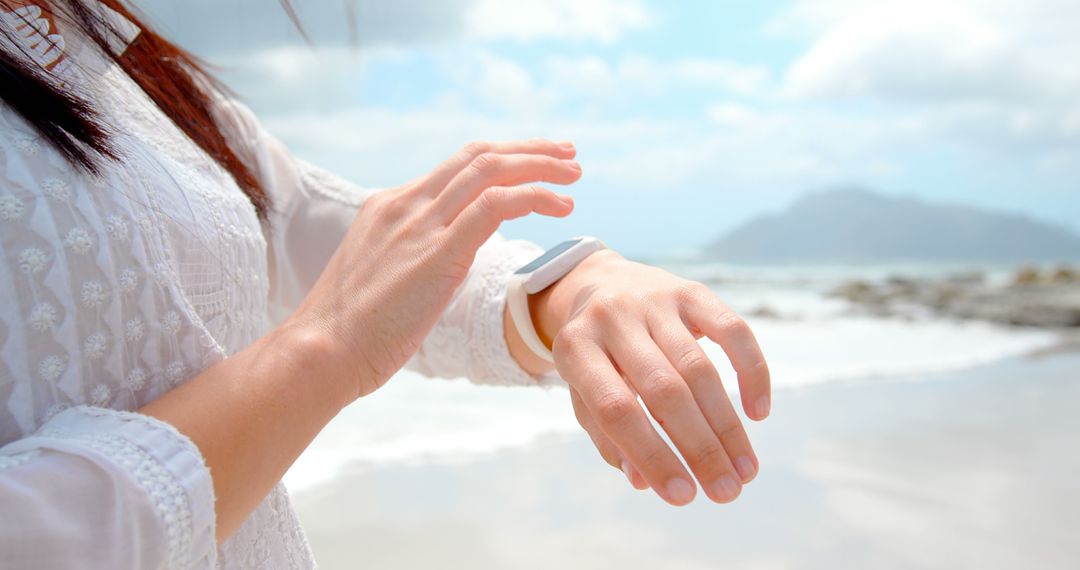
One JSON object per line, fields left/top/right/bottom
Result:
{"left": 291, "top": 348, "right": 1080, "bottom": 569}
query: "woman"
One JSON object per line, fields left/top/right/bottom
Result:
{"left": 0, "top": 1, "right": 771, "bottom": 567}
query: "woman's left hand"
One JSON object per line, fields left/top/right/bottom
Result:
{"left": 531, "top": 250, "right": 771, "bottom": 506}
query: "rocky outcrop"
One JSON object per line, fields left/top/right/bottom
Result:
{"left": 830, "top": 266, "right": 1080, "bottom": 328}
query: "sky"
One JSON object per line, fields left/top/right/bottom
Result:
{"left": 137, "top": 0, "right": 1080, "bottom": 258}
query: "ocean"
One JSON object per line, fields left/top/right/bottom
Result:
{"left": 283, "top": 262, "right": 1058, "bottom": 493}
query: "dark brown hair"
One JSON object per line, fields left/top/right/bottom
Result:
{"left": 0, "top": 0, "right": 285, "bottom": 218}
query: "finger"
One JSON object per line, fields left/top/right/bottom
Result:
{"left": 425, "top": 139, "right": 577, "bottom": 193}
{"left": 608, "top": 325, "right": 743, "bottom": 504}
{"left": 449, "top": 185, "right": 574, "bottom": 252}
{"left": 683, "top": 286, "right": 772, "bottom": 421}
{"left": 570, "top": 387, "right": 648, "bottom": 490}
{"left": 435, "top": 152, "right": 582, "bottom": 220}
{"left": 554, "top": 330, "right": 695, "bottom": 506}
{"left": 651, "top": 316, "right": 759, "bottom": 484}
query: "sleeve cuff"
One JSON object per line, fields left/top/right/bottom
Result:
{"left": 30, "top": 406, "right": 217, "bottom": 568}
{"left": 469, "top": 238, "right": 569, "bottom": 389}
{"left": 296, "top": 159, "right": 369, "bottom": 208}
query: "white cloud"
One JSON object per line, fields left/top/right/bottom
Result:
{"left": 365, "top": 51, "right": 774, "bottom": 123}
{"left": 139, "top": 0, "right": 469, "bottom": 55}
{"left": 193, "top": 0, "right": 1080, "bottom": 253}
{"left": 771, "top": 0, "right": 1080, "bottom": 161}
{"left": 667, "top": 59, "right": 770, "bottom": 95}
{"left": 465, "top": 0, "right": 650, "bottom": 43}
{"left": 778, "top": 0, "right": 1080, "bottom": 106}
{"left": 231, "top": 46, "right": 363, "bottom": 87}
{"left": 708, "top": 103, "right": 770, "bottom": 129}
{"left": 442, "top": 51, "right": 560, "bottom": 116}
{"left": 213, "top": 46, "right": 415, "bottom": 116}
{"left": 140, "top": 0, "right": 651, "bottom": 57}
{"left": 259, "top": 99, "right": 904, "bottom": 201}
{"left": 545, "top": 56, "right": 618, "bottom": 100}
{"left": 545, "top": 55, "right": 770, "bottom": 102}
{"left": 261, "top": 106, "right": 693, "bottom": 189}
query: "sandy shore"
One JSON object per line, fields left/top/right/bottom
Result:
{"left": 292, "top": 351, "right": 1080, "bottom": 569}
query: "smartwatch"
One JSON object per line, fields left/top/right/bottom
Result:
{"left": 507, "top": 237, "right": 607, "bottom": 363}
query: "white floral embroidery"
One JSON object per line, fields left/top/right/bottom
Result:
{"left": 118, "top": 268, "right": 139, "bottom": 293}
{"left": 0, "top": 450, "right": 41, "bottom": 471}
{"left": 90, "top": 384, "right": 111, "bottom": 406}
{"left": 162, "top": 311, "right": 182, "bottom": 334}
{"left": 40, "top": 422, "right": 198, "bottom": 569}
{"left": 0, "top": 194, "right": 27, "bottom": 221}
{"left": 0, "top": 40, "right": 362, "bottom": 565}
{"left": 17, "top": 247, "right": 49, "bottom": 275}
{"left": 43, "top": 404, "right": 68, "bottom": 422}
{"left": 81, "top": 280, "right": 108, "bottom": 308}
{"left": 63, "top": 227, "right": 94, "bottom": 255}
{"left": 425, "top": 325, "right": 468, "bottom": 362}
{"left": 153, "top": 262, "right": 172, "bottom": 286}
{"left": 42, "top": 178, "right": 71, "bottom": 202}
{"left": 38, "top": 355, "right": 67, "bottom": 382}
{"left": 165, "top": 361, "right": 186, "bottom": 385}
{"left": 105, "top": 215, "right": 129, "bottom": 241}
{"left": 124, "top": 317, "right": 145, "bottom": 343}
{"left": 83, "top": 332, "right": 108, "bottom": 359}
{"left": 15, "top": 138, "right": 40, "bottom": 155}
{"left": 124, "top": 368, "right": 147, "bottom": 391}
{"left": 28, "top": 302, "right": 59, "bottom": 332}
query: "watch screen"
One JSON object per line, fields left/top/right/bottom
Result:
{"left": 515, "top": 239, "right": 583, "bottom": 275}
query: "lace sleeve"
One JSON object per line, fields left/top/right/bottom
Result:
{"left": 404, "top": 234, "right": 567, "bottom": 388}
{"left": 0, "top": 406, "right": 216, "bottom": 569}
{"left": 212, "top": 98, "right": 565, "bottom": 388}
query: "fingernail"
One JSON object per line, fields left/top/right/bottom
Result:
{"left": 620, "top": 460, "right": 634, "bottom": 485}
{"left": 557, "top": 140, "right": 575, "bottom": 151}
{"left": 558, "top": 194, "right": 574, "bottom": 206}
{"left": 564, "top": 159, "right": 581, "bottom": 171}
{"left": 734, "top": 456, "right": 757, "bottom": 482}
{"left": 755, "top": 395, "right": 770, "bottom": 419}
{"left": 665, "top": 478, "right": 695, "bottom": 505}
{"left": 709, "top": 476, "right": 741, "bottom": 503}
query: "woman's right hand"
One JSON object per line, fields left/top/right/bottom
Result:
{"left": 290, "top": 139, "right": 582, "bottom": 401}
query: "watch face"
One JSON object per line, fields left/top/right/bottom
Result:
{"left": 515, "top": 238, "right": 583, "bottom": 275}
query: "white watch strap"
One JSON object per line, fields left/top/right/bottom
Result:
{"left": 507, "top": 274, "right": 555, "bottom": 363}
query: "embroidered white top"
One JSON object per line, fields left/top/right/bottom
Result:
{"left": 0, "top": 4, "right": 564, "bottom": 568}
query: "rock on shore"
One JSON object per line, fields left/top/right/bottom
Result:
{"left": 830, "top": 266, "right": 1080, "bottom": 328}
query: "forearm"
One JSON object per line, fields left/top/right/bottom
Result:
{"left": 139, "top": 320, "right": 352, "bottom": 543}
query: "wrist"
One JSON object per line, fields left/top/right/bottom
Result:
{"left": 530, "top": 248, "right": 623, "bottom": 347}
{"left": 266, "top": 318, "right": 361, "bottom": 409}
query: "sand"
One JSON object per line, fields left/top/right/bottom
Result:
{"left": 291, "top": 351, "right": 1080, "bottom": 570}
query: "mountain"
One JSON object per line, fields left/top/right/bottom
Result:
{"left": 707, "top": 188, "right": 1080, "bottom": 264}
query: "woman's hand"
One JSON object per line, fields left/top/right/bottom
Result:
{"left": 293, "top": 139, "right": 582, "bottom": 400}
{"left": 532, "top": 250, "right": 771, "bottom": 506}
{"left": 144, "top": 138, "right": 581, "bottom": 541}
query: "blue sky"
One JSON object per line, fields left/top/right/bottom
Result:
{"left": 145, "top": 0, "right": 1080, "bottom": 258}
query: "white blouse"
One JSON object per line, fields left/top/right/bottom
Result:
{"left": 0, "top": 4, "right": 563, "bottom": 568}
